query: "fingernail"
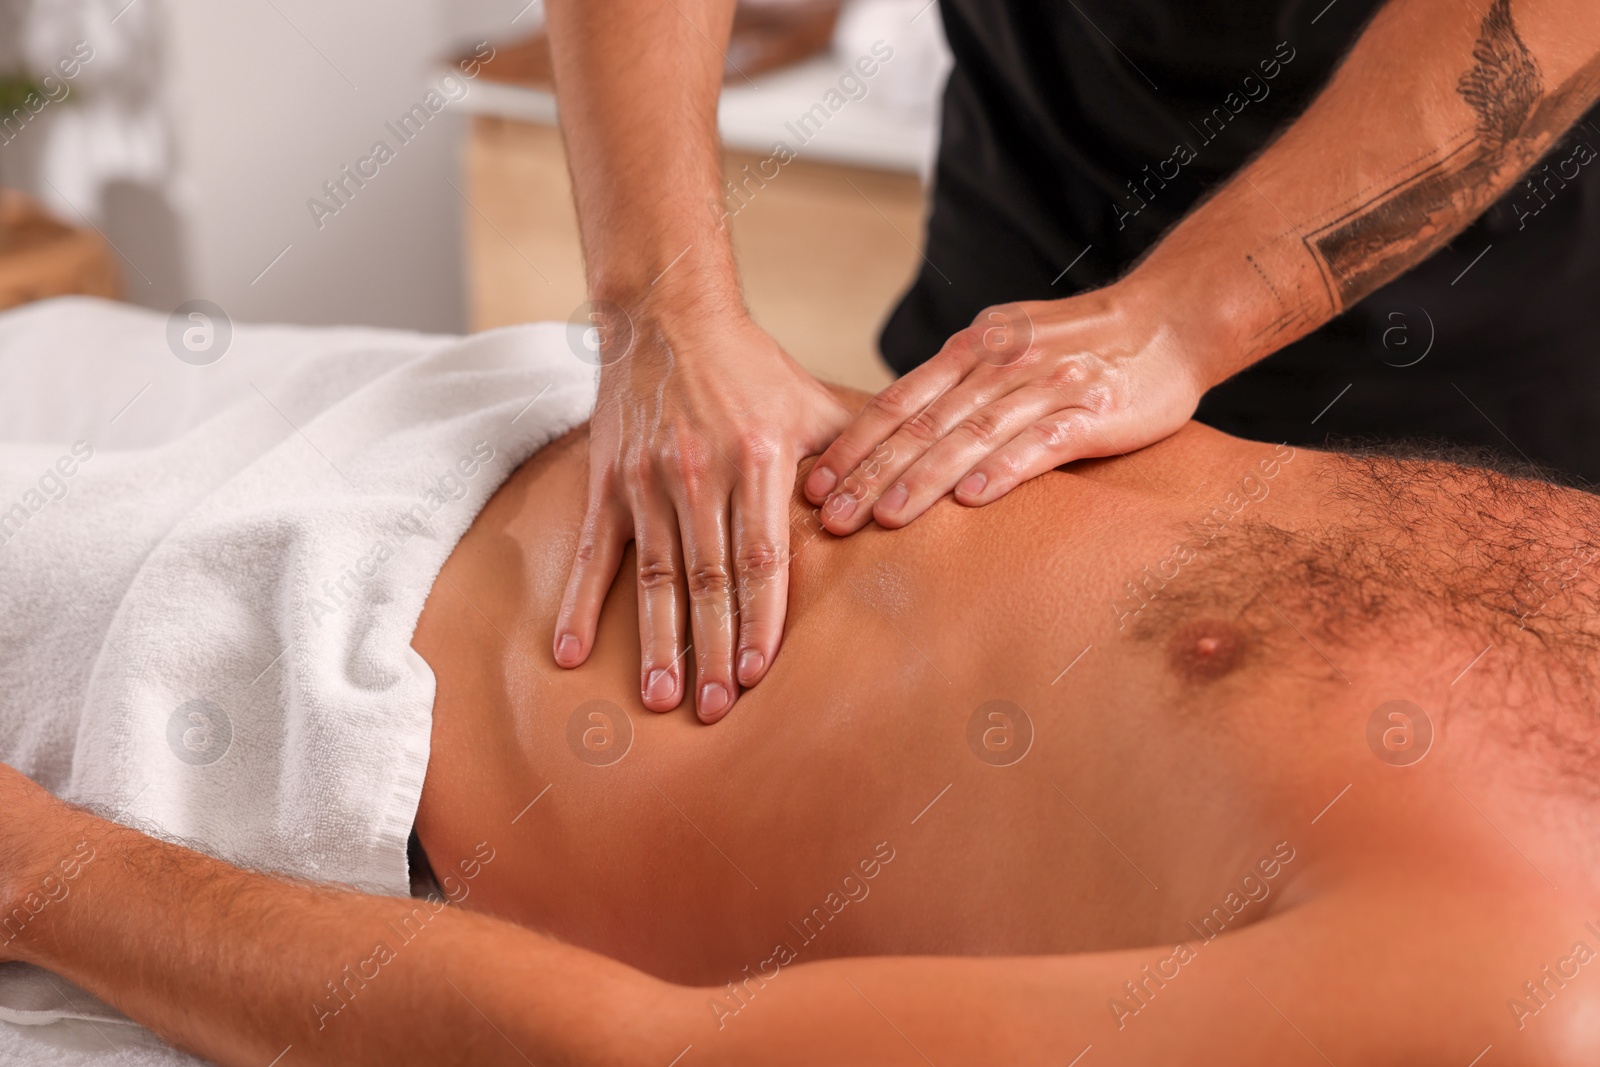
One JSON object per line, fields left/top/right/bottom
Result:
{"left": 878, "top": 482, "right": 908, "bottom": 516}
{"left": 645, "top": 667, "right": 676, "bottom": 704}
{"left": 807, "top": 466, "right": 837, "bottom": 497}
{"left": 738, "top": 648, "right": 765, "bottom": 684}
{"left": 699, "top": 682, "right": 730, "bottom": 718}
{"left": 825, "top": 494, "right": 857, "bottom": 522}
{"left": 956, "top": 472, "right": 987, "bottom": 500}
{"left": 555, "top": 633, "right": 580, "bottom": 665}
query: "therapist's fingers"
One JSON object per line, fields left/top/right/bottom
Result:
{"left": 674, "top": 474, "right": 738, "bottom": 724}
{"left": 553, "top": 496, "right": 629, "bottom": 668}
{"left": 803, "top": 344, "right": 967, "bottom": 506}
{"left": 632, "top": 497, "right": 688, "bottom": 713}
{"left": 951, "top": 409, "right": 1103, "bottom": 506}
{"left": 818, "top": 365, "right": 1036, "bottom": 534}
{"left": 731, "top": 453, "right": 791, "bottom": 691}
{"left": 868, "top": 386, "right": 1068, "bottom": 529}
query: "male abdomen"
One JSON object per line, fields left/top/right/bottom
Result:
{"left": 410, "top": 421, "right": 1378, "bottom": 986}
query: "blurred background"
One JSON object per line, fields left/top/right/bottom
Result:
{"left": 0, "top": 0, "right": 951, "bottom": 389}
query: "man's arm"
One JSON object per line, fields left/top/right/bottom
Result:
{"left": 1142, "top": 0, "right": 1599, "bottom": 367}
{"left": 3, "top": 769, "right": 1588, "bottom": 1066}
{"left": 0, "top": 769, "right": 686, "bottom": 1066}
{"left": 807, "top": 0, "right": 1600, "bottom": 533}
{"left": 544, "top": 0, "right": 849, "bottom": 723}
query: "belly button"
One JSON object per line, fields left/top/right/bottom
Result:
{"left": 1166, "top": 620, "right": 1247, "bottom": 682}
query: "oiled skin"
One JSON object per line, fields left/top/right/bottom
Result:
{"left": 412, "top": 402, "right": 1600, "bottom": 992}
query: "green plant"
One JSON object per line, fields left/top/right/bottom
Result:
{"left": 0, "top": 74, "right": 42, "bottom": 112}
{"left": 0, "top": 72, "right": 73, "bottom": 113}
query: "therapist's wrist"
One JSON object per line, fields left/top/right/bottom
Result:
{"left": 1118, "top": 257, "right": 1274, "bottom": 394}
{"left": 587, "top": 236, "right": 744, "bottom": 319}
{"left": 590, "top": 270, "right": 759, "bottom": 374}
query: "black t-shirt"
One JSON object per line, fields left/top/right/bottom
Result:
{"left": 881, "top": 0, "right": 1600, "bottom": 481}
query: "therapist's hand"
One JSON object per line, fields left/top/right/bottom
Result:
{"left": 553, "top": 301, "right": 850, "bottom": 723}
{"left": 804, "top": 279, "right": 1212, "bottom": 532}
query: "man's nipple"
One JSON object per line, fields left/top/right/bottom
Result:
{"left": 1166, "top": 619, "right": 1246, "bottom": 682}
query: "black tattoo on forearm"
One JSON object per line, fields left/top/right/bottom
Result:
{"left": 1301, "top": 0, "right": 1600, "bottom": 311}
{"left": 1456, "top": 0, "right": 1543, "bottom": 153}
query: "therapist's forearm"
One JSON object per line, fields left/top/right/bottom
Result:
{"left": 545, "top": 0, "right": 742, "bottom": 314}
{"left": 0, "top": 786, "right": 688, "bottom": 1067}
{"left": 1133, "top": 0, "right": 1600, "bottom": 384}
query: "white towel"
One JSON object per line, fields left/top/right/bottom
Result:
{"left": 0, "top": 298, "right": 597, "bottom": 1056}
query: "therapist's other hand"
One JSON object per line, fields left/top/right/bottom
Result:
{"left": 804, "top": 281, "right": 1207, "bottom": 532}
{"left": 553, "top": 301, "right": 850, "bottom": 723}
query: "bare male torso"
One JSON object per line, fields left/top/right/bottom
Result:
{"left": 413, "top": 403, "right": 1600, "bottom": 1014}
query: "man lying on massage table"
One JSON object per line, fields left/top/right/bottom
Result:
{"left": 2, "top": 384, "right": 1598, "bottom": 1066}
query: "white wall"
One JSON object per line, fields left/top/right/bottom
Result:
{"left": 1, "top": 0, "right": 551, "bottom": 333}
{"left": 156, "top": 0, "right": 471, "bottom": 332}
{"left": 440, "top": 0, "right": 547, "bottom": 50}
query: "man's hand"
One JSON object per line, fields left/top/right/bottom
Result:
{"left": 812, "top": 0, "right": 1600, "bottom": 532}
{"left": 804, "top": 280, "right": 1208, "bottom": 533}
{"left": 545, "top": 0, "right": 854, "bottom": 718}
{"left": 553, "top": 303, "right": 848, "bottom": 721}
